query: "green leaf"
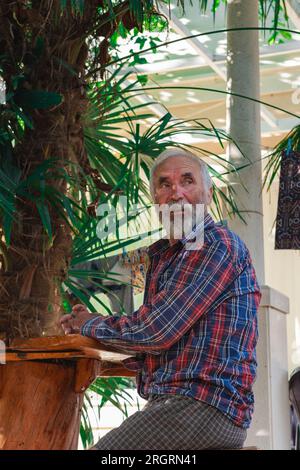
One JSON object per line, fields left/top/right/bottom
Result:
{"left": 2, "top": 212, "right": 14, "bottom": 245}
{"left": 63, "top": 280, "right": 99, "bottom": 313}
{"left": 70, "top": 0, "right": 85, "bottom": 15}
{"left": 119, "top": 22, "right": 128, "bottom": 39}
{"left": 15, "top": 107, "right": 34, "bottom": 130}
{"left": 53, "top": 56, "right": 78, "bottom": 77}
{"left": 16, "top": 90, "right": 62, "bottom": 110}
{"left": 129, "top": 56, "right": 147, "bottom": 66}
{"left": 36, "top": 200, "right": 52, "bottom": 239}
{"left": 136, "top": 74, "right": 148, "bottom": 86}
{"left": 33, "top": 37, "right": 45, "bottom": 59}
{"left": 135, "top": 37, "right": 147, "bottom": 49}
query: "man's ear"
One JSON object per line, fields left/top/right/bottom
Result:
{"left": 206, "top": 186, "right": 213, "bottom": 205}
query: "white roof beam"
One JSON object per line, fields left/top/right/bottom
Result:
{"left": 120, "top": 52, "right": 300, "bottom": 77}
{"left": 123, "top": 79, "right": 167, "bottom": 118}
{"left": 107, "top": 66, "right": 168, "bottom": 119}
{"left": 160, "top": 6, "right": 278, "bottom": 129}
{"left": 160, "top": 5, "right": 226, "bottom": 80}
{"left": 286, "top": 0, "right": 300, "bottom": 29}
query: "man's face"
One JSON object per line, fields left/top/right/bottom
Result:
{"left": 152, "top": 155, "right": 213, "bottom": 240}
{"left": 153, "top": 155, "right": 212, "bottom": 207}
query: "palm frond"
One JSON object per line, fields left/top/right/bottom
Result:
{"left": 263, "top": 125, "right": 300, "bottom": 191}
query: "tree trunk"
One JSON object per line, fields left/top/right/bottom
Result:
{"left": 0, "top": 360, "right": 84, "bottom": 450}
{"left": 0, "top": 0, "right": 145, "bottom": 451}
{"left": 0, "top": 1, "right": 94, "bottom": 340}
{"left": 226, "top": 0, "right": 265, "bottom": 284}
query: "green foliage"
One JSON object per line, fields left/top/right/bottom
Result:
{"left": 176, "top": 0, "right": 224, "bottom": 15}
{"left": 175, "top": 0, "right": 290, "bottom": 42}
{"left": 109, "top": 13, "right": 165, "bottom": 70}
{"left": 79, "top": 377, "right": 136, "bottom": 449}
{"left": 258, "top": 0, "right": 291, "bottom": 44}
{"left": 15, "top": 90, "right": 62, "bottom": 111}
{"left": 263, "top": 125, "right": 300, "bottom": 192}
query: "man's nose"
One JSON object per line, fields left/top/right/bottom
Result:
{"left": 170, "top": 184, "right": 184, "bottom": 200}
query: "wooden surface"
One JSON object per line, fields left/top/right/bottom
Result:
{"left": 0, "top": 335, "right": 137, "bottom": 449}
{"left": 5, "top": 334, "right": 136, "bottom": 377}
{"left": 0, "top": 360, "right": 84, "bottom": 449}
{"left": 8, "top": 334, "right": 133, "bottom": 362}
{"left": 6, "top": 335, "right": 135, "bottom": 377}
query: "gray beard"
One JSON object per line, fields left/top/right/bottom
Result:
{"left": 161, "top": 203, "right": 205, "bottom": 241}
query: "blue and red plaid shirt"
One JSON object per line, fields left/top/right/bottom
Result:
{"left": 80, "top": 213, "right": 261, "bottom": 429}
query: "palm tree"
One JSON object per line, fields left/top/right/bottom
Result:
{"left": 0, "top": 1, "right": 157, "bottom": 340}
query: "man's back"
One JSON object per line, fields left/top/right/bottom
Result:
{"left": 132, "top": 213, "right": 261, "bottom": 429}
{"left": 61, "top": 149, "right": 260, "bottom": 449}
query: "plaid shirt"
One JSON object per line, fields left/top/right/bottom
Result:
{"left": 81, "top": 213, "right": 261, "bottom": 429}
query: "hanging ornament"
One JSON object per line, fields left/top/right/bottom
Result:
{"left": 275, "top": 142, "right": 300, "bottom": 249}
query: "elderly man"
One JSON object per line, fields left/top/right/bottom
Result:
{"left": 60, "top": 148, "right": 261, "bottom": 450}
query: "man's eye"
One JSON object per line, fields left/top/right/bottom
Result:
{"left": 161, "top": 183, "right": 170, "bottom": 188}
{"left": 184, "top": 179, "right": 193, "bottom": 184}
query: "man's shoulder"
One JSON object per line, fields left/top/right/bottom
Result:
{"left": 206, "top": 221, "right": 249, "bottom": 257}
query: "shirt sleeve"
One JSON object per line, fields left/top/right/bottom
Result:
{"left": 80, "top": 241, "right": 241, "bottom": 354}
{"left": 121, "top": 355, "right": 145, "bottom": 372}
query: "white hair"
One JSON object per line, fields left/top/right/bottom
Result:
{"left": 149, "top": 148, "right": 212, "bottom": 199}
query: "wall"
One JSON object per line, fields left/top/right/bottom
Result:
{"left": 263, "top": 180, "right": 300, "bottom": 375}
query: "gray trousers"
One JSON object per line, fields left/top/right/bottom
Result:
{"left": 92, "top": 394, "right": 247, "bottom": 450}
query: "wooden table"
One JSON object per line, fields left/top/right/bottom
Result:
{"left": 0, "top": 335, "right": 136, "bottom": 449}
{"left": 6, "top": 334, "right": 136, "bottom": 383}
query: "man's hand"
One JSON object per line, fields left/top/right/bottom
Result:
{"left": 59, "top": 304, "right": 98, "bottom": 335}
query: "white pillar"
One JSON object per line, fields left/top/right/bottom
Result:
{"left": 226, "top": 0, "right": 265, "bottom": 284}
{"left": 226, "top": 2, "right": 291, "bottom": 450}
{"left": 245, "top": 286, "right": 290, "bottom": 450}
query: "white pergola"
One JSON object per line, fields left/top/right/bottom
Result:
{"left": 119, "top": 0, "right": 300, "bottom": 154}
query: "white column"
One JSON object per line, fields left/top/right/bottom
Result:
{"left": 245, "top": 286, "right": 290, "bottom": 450}
{"left": 226, "top": 2, "right": 291, "bottom": 450}
{"left": 226, "top": 0, "right": 265, "bottom": 284}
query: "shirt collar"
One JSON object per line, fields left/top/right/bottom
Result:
{"left": 181, "top": 212, "right": 214, "bottom": 247}
{"left": 147, "top": 212, "right": 215, "bottom": 258}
